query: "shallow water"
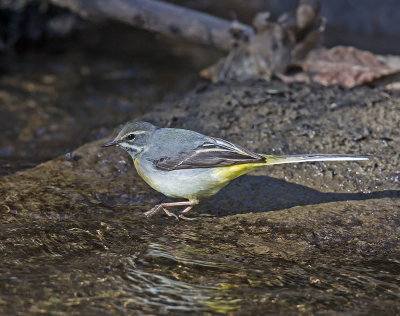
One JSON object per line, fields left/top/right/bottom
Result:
{"left": 1, "top": 201, "right": 399, "bottom": 314}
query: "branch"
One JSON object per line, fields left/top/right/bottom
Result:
{"left": 49, "top": 0, "right": 254, "bottom": 51}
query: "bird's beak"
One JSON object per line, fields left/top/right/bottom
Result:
{"left": 102, "top": 139, "right": 120, "bottom": 147}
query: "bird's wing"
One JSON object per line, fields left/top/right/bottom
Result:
{"left": 154, "top": 136, "right": 265, "bottom": 171}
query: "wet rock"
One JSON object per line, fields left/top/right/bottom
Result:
{"left": 0, "top": 80, "right": 399, "bottom": 314}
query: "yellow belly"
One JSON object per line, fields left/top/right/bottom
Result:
{"left": 213, "top": 163, "right": 264, "bottom": 183}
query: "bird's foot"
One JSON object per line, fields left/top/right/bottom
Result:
{"left": 144, "top": 201, "right": 195, "bottom": 220}
{"left": 178, "top": 214, "right": 196, "bottom": 220}
{"left": 144, "top": 201, "right": 197, "bottom": 221}
{"left": 144, "top": 204, "right": 179, "bottom": 219}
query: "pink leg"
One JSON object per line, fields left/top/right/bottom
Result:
{"left": 144, "top": 201, "right": 195, "bottom": 219}
{"left": 178, "top": 205, "right": 195, "bottom": 220}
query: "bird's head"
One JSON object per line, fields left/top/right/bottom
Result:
{"left": 102, "top": 121, "right": 157, "bottom": 158}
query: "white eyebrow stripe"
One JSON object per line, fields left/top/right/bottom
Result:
{"left": 120, "top": 130, "right": 148, "bottom": 139}
{"left": 131, "top": 131, "right": 147, "bottom": 135}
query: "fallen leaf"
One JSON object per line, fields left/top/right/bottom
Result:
{"left": 302, "top": 46, "right": 400, "bottom": 88}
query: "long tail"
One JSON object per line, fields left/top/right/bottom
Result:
{"left": 263, "top": 154, "right": 370, "bottom": 166}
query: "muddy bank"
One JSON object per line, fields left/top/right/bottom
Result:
{"left": 1, "top": 80, "right": 399, "bottom": 314}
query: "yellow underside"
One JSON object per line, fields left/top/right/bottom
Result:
{"left": 134, "top": 157, "right": 154, "bottom": 188}
{"left": 213, "top": 162, "right": 265, "bottom": 183}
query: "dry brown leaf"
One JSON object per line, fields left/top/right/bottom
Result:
{"left": 302, "top": 46, "right": 400, "bottom": 88}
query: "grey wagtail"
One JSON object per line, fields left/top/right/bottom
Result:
{"left": 102, "top": 121, "right": 369, "bottom": 220}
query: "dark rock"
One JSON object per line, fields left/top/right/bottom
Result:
{"left": 0, "top": 80, "right": 399, "bottom": 314}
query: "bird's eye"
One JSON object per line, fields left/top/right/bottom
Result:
{"left": 126, "top": 134, "right": 136, "bottom": 140}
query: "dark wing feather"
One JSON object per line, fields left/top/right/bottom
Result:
{"left": 155, "top": 137, "right": 265, "bottom": 171}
